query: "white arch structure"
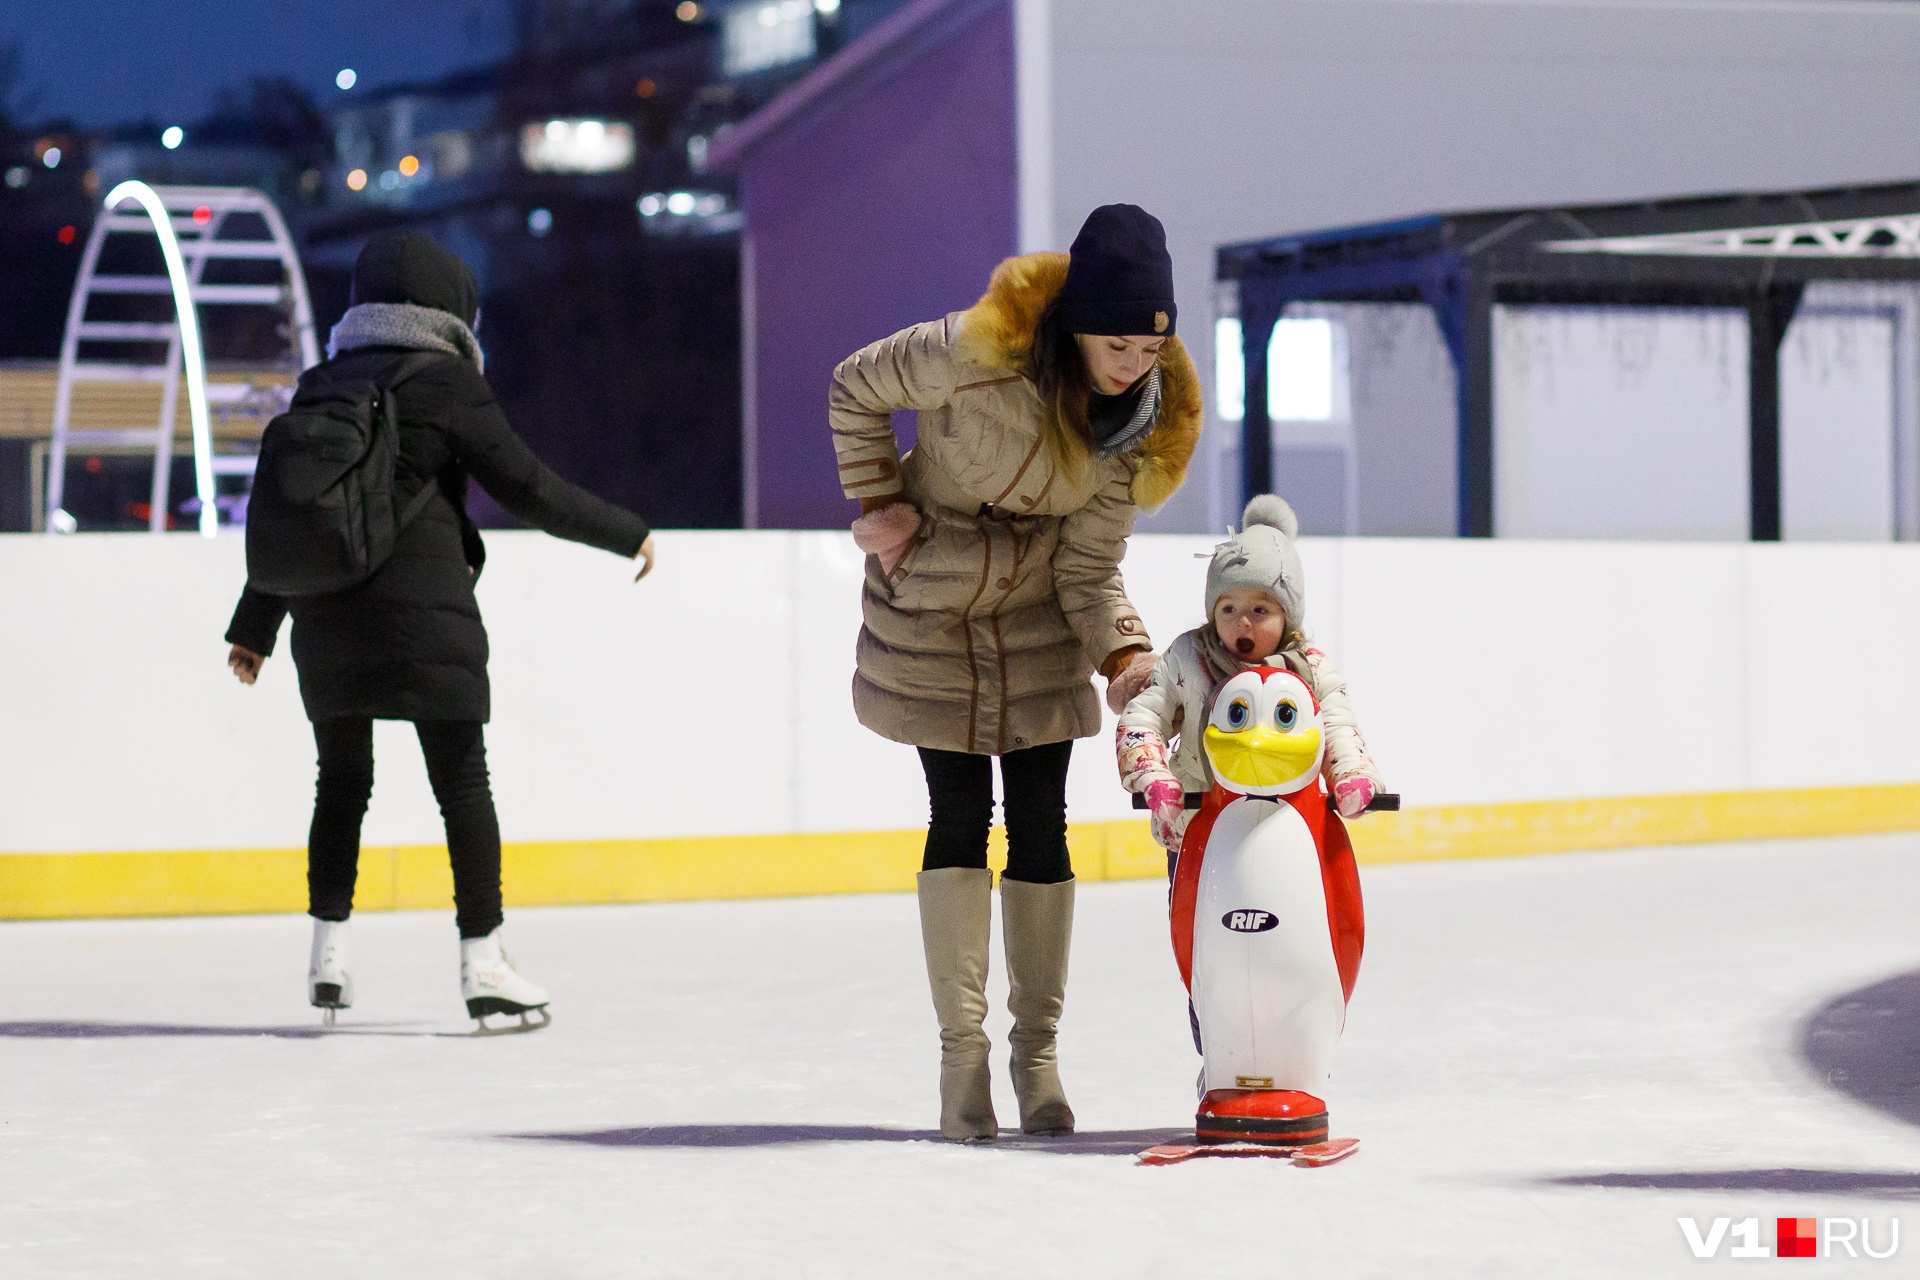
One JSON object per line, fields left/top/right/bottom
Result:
{"left": 47, "top": 183, "right": 318, "bottom": 537}
{"left": 120, "top": 181, "right": 213, "bottom": 536}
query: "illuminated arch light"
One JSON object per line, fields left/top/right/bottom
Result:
{"left": 104, "top": 181, "right": 217, "bottom": 536}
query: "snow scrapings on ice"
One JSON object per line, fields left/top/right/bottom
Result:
{"left": 3, "top": 834, "right": 1919, "bottom": 1277}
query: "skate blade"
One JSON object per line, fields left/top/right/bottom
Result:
{"left": 1139, "top": 1137, "right": 1359, "bottom": 1167}
{"left": 465, "top": 994, "right": 548, "bottom": 1018}
{"left": 469, "top": 1007, "right": 552, "bottom": 1037}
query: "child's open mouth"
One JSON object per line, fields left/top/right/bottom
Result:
{"left": 1235, "top": 637, "right": 1254, "bottom": 656}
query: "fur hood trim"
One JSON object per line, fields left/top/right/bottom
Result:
{"left": 955, "top": 252, "right": 1201, "bottom": 514}
{"left": 954, "top": 253, "right": 1069, "bottom": 371}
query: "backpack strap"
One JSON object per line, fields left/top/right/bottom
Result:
{"left": 380, "top": 351, "right": 462, "bottom": 531}
{"left": 394, "top": 464, "right": 446, "bottom": 531}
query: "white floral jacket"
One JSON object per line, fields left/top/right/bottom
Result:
{"left": 1116, "top": 628, "right": 1381, "bottom": 850}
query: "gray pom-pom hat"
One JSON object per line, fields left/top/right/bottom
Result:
{"left": 1205, "top": 495, "right": 1305, "bottom": 629}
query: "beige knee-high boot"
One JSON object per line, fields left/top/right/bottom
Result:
{"left": 1001, "top": 876, "right": 1076, "bottom": 1135}
{"left": 917, "top": 867, "right": 998, "bottom": 1142}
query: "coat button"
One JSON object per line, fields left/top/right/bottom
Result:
{"left": 996, "top": 577, "right": 1010, "bottom": 589}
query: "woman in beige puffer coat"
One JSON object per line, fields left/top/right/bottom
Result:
{"left": 828, "top": 205, "right": 1201, "bottom": 1142}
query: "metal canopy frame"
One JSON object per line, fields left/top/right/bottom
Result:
{"left": 1218, "top": 180, "right": 1920, "bottom": 538}
{"left": 48, "top": 184, "right": 318, "bottom": 535}
{"left": 1546, "top": 214, "right": 1920, "bottom": 259}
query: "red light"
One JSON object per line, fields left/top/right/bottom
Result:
{"left": 192, "top": 206, "right": 211, "bottom": 224}
{"left": 85, "top": 457, "right": 103, "bottom": 474}
{"left": 57, "top": 225, "right": 76, "bottom": 244}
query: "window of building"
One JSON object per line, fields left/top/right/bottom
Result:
{"left": 1213, "top": 315, "right": 1346, "bottom": 423}
{"left": 724, "top": 1, "right": 817, "bottom": 75}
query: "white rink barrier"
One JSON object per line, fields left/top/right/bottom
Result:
{"left": 4, "top": 531, "right": 1920, "bottom": 915}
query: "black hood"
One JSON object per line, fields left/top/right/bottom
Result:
{"left": 348, "top": 230, "right": 480, "bottom": 327}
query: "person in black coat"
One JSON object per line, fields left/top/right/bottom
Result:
{"left": 226, "top": 230, "right": 654, "bottom": 1026}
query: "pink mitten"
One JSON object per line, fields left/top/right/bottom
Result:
{"left": 851, "top": 502, "right": 922, "bottom": 575}
{"left": 1145, "top": 778, "right": 1184, "bottom": 816}
{"left": 1105, "top": 649, "right": 1157, "bottom": 714}
{"left": 1334, "top": 776, "right": 1377, "bottom": 819}
{"left": 1145, "top": 778, "right": 1187, "bottom": 849}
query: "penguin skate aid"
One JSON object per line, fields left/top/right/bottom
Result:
{"left": 224, "top": 230, "right": 658, "bottom": 1034}
{"left": 1116, "top": 496, "right": 1391, "bottom": 1166}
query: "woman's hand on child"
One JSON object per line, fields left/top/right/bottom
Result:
{"left": 1334, "top": 776, "right": 1376, "bottom": 819}
{"left": 228, "top": 645, "right": 264, "bottom": 685}
{"left": 1103, "top": 647, "right": 1156, "bottom": 714}
{"left": 851, "top": 500, "right": 922, "bottom": 576}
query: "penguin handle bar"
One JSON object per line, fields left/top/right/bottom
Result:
{"left": 1132, "top": 791, "right": 1401, "bottom": 813}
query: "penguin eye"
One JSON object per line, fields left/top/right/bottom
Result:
{"left": 1275, "top": 700, "right": 1298, "bottom": 730}
{"left": 1225, "top": 697, "right": 1251, "bottom": 730}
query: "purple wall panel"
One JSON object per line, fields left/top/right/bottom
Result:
{"left": 741, "top": 1, "right": 1017, "bottom": 528}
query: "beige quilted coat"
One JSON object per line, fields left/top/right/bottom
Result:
{"left": 828, "top": 253, "right": 1202, "bottom": 755}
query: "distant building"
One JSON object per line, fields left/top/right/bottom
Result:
{"left": 714, "top": 0, "right": 1920, "bottom": 535}
{"left": 295, "top": 0, "right": 913, "bottom": 530}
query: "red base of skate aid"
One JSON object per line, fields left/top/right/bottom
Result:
{"left": 1194, "top": 1087, "right": 1329, "bottom": 1145}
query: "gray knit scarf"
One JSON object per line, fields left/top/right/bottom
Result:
{"left": 1199, "top": 626, "right": 1310, "bottom": 696}
{"left": 327, "top": 302, "right": 485, "bottom": 373}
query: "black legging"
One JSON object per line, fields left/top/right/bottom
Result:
{"left": 308, "top": 717, "right": 503, "bottom": 938}
{"left": 917, "top": 740, "right": 1074, "bottom": 885}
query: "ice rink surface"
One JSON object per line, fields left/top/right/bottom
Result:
{"left": 4, "top": 834, "right": 1917, "bottom": 1278}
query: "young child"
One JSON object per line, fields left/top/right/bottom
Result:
{"left": 1115, "top": 495, "right": 1381, "bottom": 859}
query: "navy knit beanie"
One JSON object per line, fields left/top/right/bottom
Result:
{"left": 1055, "top": 204, "right": 1176, "bottom": 337}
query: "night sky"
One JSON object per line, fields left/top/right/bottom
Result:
{"left": 6, "top": 1, "right": 515, "bottom": 130}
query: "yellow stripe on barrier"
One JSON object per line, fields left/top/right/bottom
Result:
{"left": 1346, "top": 782, "right": 1920, "bottom": 864}
{"left": 4, "top": 783, "right": 1917, "bottom": 921}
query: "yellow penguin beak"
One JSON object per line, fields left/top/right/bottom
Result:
{"left": 1204, "top": 724, "right": 1322, "bottom": 792}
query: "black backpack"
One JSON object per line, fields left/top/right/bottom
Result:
{"left": 245, "top": 352, "right": 448, "bottom": 596}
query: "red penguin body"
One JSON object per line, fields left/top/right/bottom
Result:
{"left": 1171, "top": 760, "right": 1364, "bottom": 1005}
